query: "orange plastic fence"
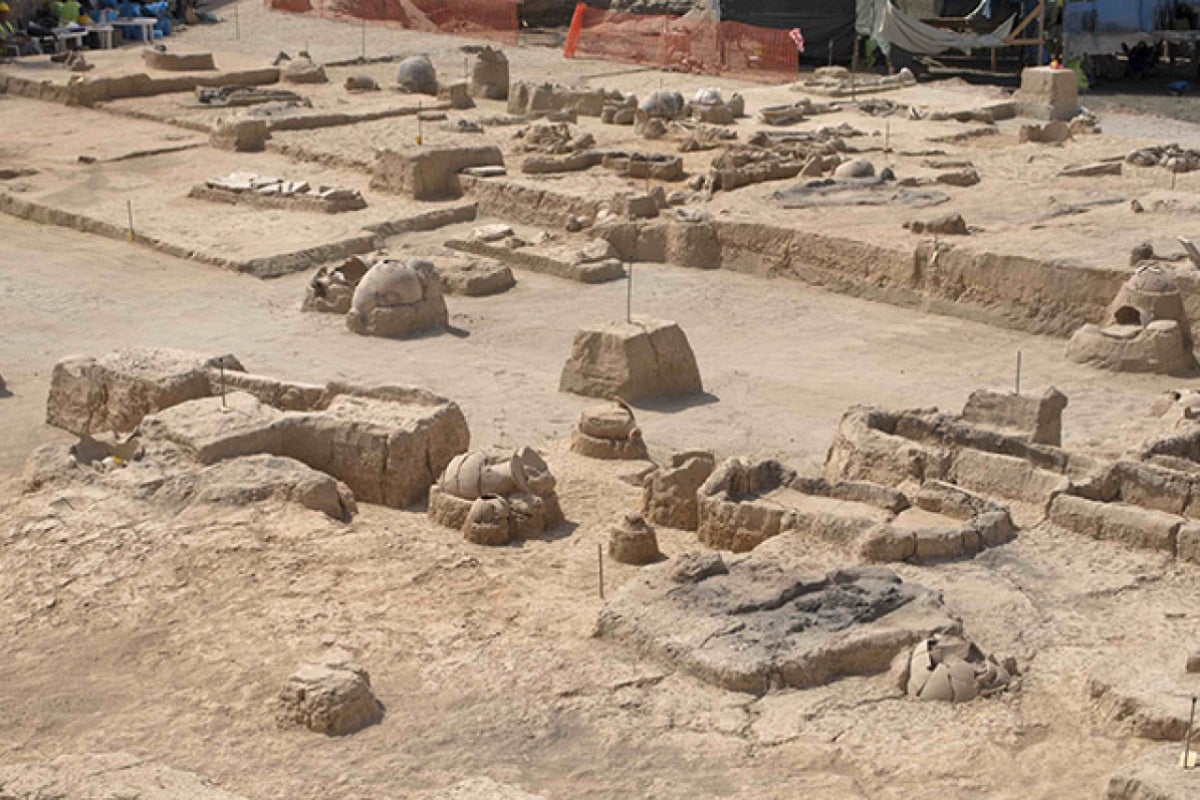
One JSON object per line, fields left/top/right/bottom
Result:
{"left": 266, "top": 0, "right": 519, "bottom": 44}
{"left": 566, "top": 4, "right": 799, "bottom": 80}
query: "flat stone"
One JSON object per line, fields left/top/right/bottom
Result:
{"left": 1060, "top": 161, "right": 1122, "bottom": 177}
{"left": 0, "top": 754, "right": 248, "bottom": 799}
{"left": 1088, "top": 652, "right": 1200, "bottom": 741}
{"left": 597, "top": 556, "right": 958, "bottom": 694}
{"left": 472, "top": 223, "right": 514, "bottom": 242}
{"left": 1106, "top": 745, "right": 1200, "bottom": 799}
{"left": 461, "top": 165, "right": 507, "bottom": 177}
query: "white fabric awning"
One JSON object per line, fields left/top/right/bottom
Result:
{"left": 878, "top": 1, "right": 1015, "bottom": 55}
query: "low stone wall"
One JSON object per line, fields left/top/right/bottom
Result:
{"left": 44, "top": 348, "right": 469, "bottom": 508}
{"left": 1047, "top": 494, "right": 1185, "bottom": 555}
{"left": 823, "top": 405, "right": 1085, "bottom": 505}
{"left": 446, "top": 237, "right": 624, "bottom": 283}
{"left": 697, "top": 457, "right": 1015, "bottom": 561}
{"left": 0, "top": 67, "right": 280, "bottom": 107}
{"left": 372, "top": 146, "right": 503, "bottom": 200}
{"left": 461, "top": 181, "right": 1144, "bottom": 340}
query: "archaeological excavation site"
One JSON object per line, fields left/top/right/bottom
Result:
{"left": 7, "top": 0, "right": 1200, "bottom": 798}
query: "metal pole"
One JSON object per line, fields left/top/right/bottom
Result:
{"left": 126, "top": 199, "right": 134, "bottom": 241}
{"left": 220, "top": 358, "right": 226, "bottom": 407}
{"left": 1015, "top": 351, "right": 1022, "bottom": 396}
{"left": 597, "top": 543, "right": 604, "bottom": 599}
{"left": 234, "top": 0, "right": 240, "bottom": 40}
{"left": 361, "top": 16, "right": 366, "bottom": 60}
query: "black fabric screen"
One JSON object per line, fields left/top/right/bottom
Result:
{"left": 719, "top": 0, "right": 858, "bottom": 62}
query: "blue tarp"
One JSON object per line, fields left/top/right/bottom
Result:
{"left": 1065, "top": 0, "right": 1187, "bottom": 37}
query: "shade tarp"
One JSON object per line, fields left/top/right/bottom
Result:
{"left": 720, "top": 0, "right": 857, "bottom": 62}
{"left": 878, "top": 0, "right": 1014, "bottom": 54}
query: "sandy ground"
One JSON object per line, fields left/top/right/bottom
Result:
{"left": 0, "top": 211, "right": 1182, "bottom": 478}
{"left": 0, "top": 182, "right": 1193, "bottom": 800}
{"left": 12, "top": 56, "right": 1200, "bottom": 283}
{"left": 4, "top": 5, "right": 1200, "bottom": 799}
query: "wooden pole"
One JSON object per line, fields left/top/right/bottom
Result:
{"left": 850, "top": 37, "right": 858, "bottom": 101}
{"left": 1037, "top": 0, "right": 1046, "bottom": 64}
{"left": 1184, "top": 696, "right": 1196, "bottom": 768}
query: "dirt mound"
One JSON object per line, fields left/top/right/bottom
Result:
{"left": 277, "top": 651, "right": 383, "bottom": 736}
{"left": 559, "top": 318, "right": 702, "bottom": 402}
{"left": 607, "top": 512, "right": 660, "bottom": 564}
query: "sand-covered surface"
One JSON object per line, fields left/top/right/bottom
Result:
{"left": 4, "top": 5, "right": 1200, "bottom": 799}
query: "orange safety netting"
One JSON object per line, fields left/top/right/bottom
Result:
{"left": 566, "top": 4, "right": 799, "bottom": 81}
{"left": 265, "top": 0, "right": 519, "bottom": 44}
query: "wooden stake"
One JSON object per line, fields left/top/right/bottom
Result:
{"left": 850, "top": 37, "right": 859, "bottom": 101}
{"left": 1036, "top": 0, "right": 1047, "bottom": 65}
{"left": 416, "top": 102, "right": 423, "bottom": 145}
{"left": 626, "top": 261, "right": 633, "bottom": 323}
{"left": 1184, "top": 696, "right": 1196, "bottom": 768}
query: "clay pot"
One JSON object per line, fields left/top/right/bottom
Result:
{"left": 463, "top": 495, "right": 510, "bottom": 546}
{"left": 578, "top": 401, "right": 637, "bottom": 441}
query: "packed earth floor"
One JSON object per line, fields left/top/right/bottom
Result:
{"left": 4, "top": 5, "right": 1200, "bottom": 800}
